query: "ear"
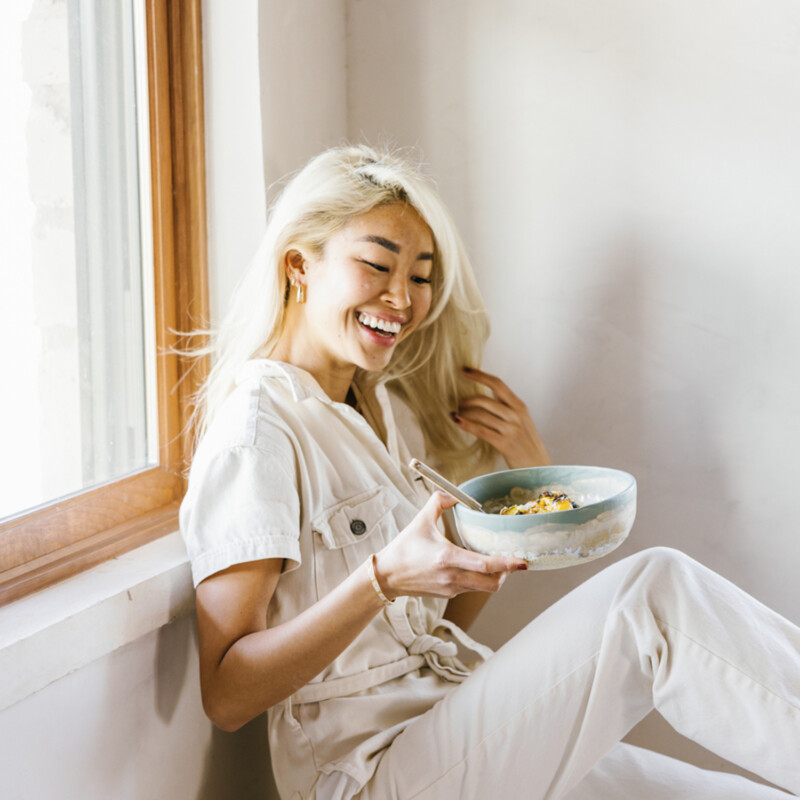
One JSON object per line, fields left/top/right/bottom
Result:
{"left": 284, "top": 249, "right": 307, "bottom": 284}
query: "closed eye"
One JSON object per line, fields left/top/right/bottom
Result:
{"left": 360, "top": 259, "right": 431, "bottom": 285}
{"left": 360, "top": 259, "right": 389, "bottom": 273}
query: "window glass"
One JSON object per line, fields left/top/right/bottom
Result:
{"left": 0, "top": 0, "right": 155, "bottom": 521}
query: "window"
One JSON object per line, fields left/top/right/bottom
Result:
{"left": 0, "top": 0, "right": 208, "bottom": 605}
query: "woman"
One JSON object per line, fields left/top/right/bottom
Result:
{"left": 180, "top": 145, "right": 800, "bottom": 799}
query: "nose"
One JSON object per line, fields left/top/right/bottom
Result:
{"left": 382, "top": 272, "right": 411, "bottom": 310}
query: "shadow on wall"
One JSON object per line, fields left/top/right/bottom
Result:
{"left": 181, "top": 616, "right": 280, "bottom": 800}
{"left": 152, "top": 604, "right": 280, "bottom": 800}
{"left": 155, "top": 588, "right": 193, "bottom": 724}
{"left": 257, "top": 0, "right": 348, "bottom": 201}
{"left": 196, "top": 716, "right": 279, "bottom": 800}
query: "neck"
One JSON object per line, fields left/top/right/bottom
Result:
{"left": 270, "top": 309, "right": 363, "bottom": 402}
{"left": 316, "top": 369, "right": 357, "bottom": 404}
{"left": 268, "top": 345, "right": 356, "bottom": 405}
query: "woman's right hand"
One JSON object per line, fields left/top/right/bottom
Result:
{"left": 195, "top": 493, "right": 526, "bottom": 729}
{"left": 374, "top": 492, "right": 528, "bottom": 600}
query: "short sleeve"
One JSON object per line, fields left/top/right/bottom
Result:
{"left": 179, "top": 444, "right": 301, "bottom": 586}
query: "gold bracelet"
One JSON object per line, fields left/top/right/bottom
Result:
{"left": 367, "top": 553, "right": 395, "bottom": 606}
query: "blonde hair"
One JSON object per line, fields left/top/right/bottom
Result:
{"left": 194, "top": 144, "right": 494, "bottom": 480}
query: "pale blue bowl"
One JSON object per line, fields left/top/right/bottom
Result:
{"left": 454, "top": 465, "right": 636, "bottom": 569}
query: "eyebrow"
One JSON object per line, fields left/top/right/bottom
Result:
{"left": 358, "top": 235, "right": 434, "bottom": 261}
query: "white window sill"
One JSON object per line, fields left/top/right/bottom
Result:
{"left": 0, "top": 531, "right": 194, "bottom": 712}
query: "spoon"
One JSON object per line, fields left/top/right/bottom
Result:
{"left": 408, "top": 458, "right": 486, "bottom": 513}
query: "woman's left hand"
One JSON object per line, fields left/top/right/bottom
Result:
{"left": 452, "top": 366, "right": 551, "bottom": 470}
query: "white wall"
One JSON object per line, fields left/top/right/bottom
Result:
{"left": 205, "top": 0, "right": 349, "bottom": 321}
{"left": 259, "top": 0, "right": 348, "bottom": 205}
{"left": 0, "top": 614, "right": 277, "bottom": 800}
{"left": 203, "top": 0, "right": 268, "bottom": 322}
{"left": 347, "top": 0, "right": 800, "bottom": 779}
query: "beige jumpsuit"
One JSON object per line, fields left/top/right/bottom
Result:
{"left": 181, "top": 360, "right": 496, "bottom": 797}
{"left": 181, "top": 360, "right": 800, "bottom": 799}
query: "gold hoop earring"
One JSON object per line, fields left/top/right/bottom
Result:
{"left": 296, "top": 282, "right": 305, "bottom": 304}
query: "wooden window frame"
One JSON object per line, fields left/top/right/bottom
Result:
{"left": 0, "top": 0, "right": 209, "bottom": 606}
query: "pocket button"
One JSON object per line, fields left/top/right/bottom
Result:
{"left": 349, "top": 519, "right": 367, "bottom": 536}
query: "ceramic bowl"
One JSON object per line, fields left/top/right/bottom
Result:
{"left": 453, "top": 465, "right": 636, "bottom": 570}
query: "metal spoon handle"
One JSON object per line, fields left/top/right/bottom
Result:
{"left": 408, "top": 458, "right": 484, "bottom": 512}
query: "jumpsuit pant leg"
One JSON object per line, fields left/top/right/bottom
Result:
{"left": 564, "top": 742, "right": 791, "bottom": 799}
{"left": 358, "top": 547, "right": 800, "bottom": 799}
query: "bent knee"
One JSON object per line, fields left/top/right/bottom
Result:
{"left": 623, "top": 546, "right": 701, "bottom": 582}
{"left": 637, "top": 546, "right": 691, "bottom": 565}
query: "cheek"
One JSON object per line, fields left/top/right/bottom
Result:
{"left": 358, "top": 272, "right": 383, "bottom": 293}
{"left": 415, "top": 289, "right": 433, "bottom": 323}
{"left": 334, "top": 269, "right": 376, "bottom": 298}
{"left": 316, "top": 275, "right": 369, "bottom": 314}
{"left": 400, "top": 293, "right": 432, "bottom": 341}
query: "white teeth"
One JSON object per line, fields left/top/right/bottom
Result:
{"left": 357, "top": 312, "right": 402, "bottom": 334}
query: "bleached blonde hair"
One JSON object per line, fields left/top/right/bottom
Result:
{"left": 194, "top": 144, "right": 493, "bottom": 480}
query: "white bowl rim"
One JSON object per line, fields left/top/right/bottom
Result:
{"left": 456, "top": 464, "right": 636, "bottom": 521}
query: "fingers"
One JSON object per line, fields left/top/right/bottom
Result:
{"left": 462, "top": 569, "right": 511, "bottom": 594}
{"left": 423, "top": 491, "right": 458, "bottom": 520}
{"left": 454, "top": 404, "right": 515, "bottom": 436}
{"left": 437, "top": 551, "right": 528, "bottom": 595}
{"left": 439, "top": 569, "right": 508, "bottom": 595}
{"left": 448, "top": 547, "right": 527, "bottom": 576}
{"left": 431, "top": 523, "right": 528, "bottom": 592}
{"left": 434, "top": 536, "right": 526, "bottom": 574}
{"left": 456, "top": 395, "right": 519, "bottom": 425}
{"left": 451, "top": 413, "right": 506, "bottom": 449}
{"left": 456, "top": 365, "right": 550, "bottom": 469}
{"left": 462, "top": 366, "right": 523, "bottom": 407}
{"left": 392, "top": 493, "right": 526, "bottom": 599}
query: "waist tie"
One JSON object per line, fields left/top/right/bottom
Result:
{"left": 407, "top": 633, "right": 458, "bottom": 658}
{"left": 384, "top": 597, "right": 493, "bottom": 682}
{"left": 290, "top": 654, "right": 426, "bottom": 705}
{"left": 289, "top": 599, "right": 492, "bottom": 707}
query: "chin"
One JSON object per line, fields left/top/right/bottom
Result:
{"left": 361, "top": 356, "right": 393, "bottom": 373}
{"left": 355, "top": 348, "right": 395, "bottom": 373}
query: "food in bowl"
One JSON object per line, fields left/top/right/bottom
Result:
{"left": 454, "top": 466, "right": 636, "bottom": 570}
{"left": 496, "top": 490, "right": 579, "bottom": 515}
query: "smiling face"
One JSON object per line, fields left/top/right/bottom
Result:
{"left": 273, "top": 202, "right": 435, "bottom": 401}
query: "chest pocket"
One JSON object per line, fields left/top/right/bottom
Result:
{"left": 311, "top": 486, "right": 400, "bottom": 597}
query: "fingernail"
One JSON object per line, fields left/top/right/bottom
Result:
{"left": 516, "top": 563, "right": 528, "bottom": 571}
